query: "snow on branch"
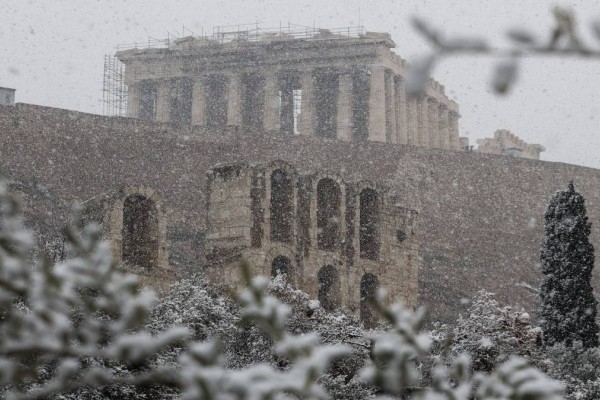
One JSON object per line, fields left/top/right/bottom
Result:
{"left": 408, "top": 7, "right": 600, "bottom": 96}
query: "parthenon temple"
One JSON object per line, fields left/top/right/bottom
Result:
{"left": 116, "top": 27, "right": 461, "bottom": 150}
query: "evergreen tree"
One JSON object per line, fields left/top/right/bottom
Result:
{"left": 540, "top": 182, "right": 599, "bottom": 348}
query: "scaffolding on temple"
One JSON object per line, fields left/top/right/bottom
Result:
{"left": 114, "top": 23, "right": 365, "bottom": 52}
{"left": 102, "top": 54, "right": 127, "bottom": 116}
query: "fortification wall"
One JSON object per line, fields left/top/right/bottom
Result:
{"left": 2, "top": 103, "right": 600, "bottom": 321}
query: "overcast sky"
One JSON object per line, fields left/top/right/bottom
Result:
{"left": 2, "top": 0, "right": 600, "bottom": 168}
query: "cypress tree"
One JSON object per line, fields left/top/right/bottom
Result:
{"left": 540, "top": 182, "right": 598, "bottom": 347}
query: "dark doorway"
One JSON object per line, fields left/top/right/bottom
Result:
{"left": 351, "top": 70, "right": 369, "bottom": 141}
{"left": 315, "top": 72, "right": 339, "bottom": 138}
{"left": 317, "top": 178, "right": 341, "bottom": 250}
{"left": 318, "top": 265, "right": 340, "bottom": 311}
{"left": 122, "top": 195, "right": 159, "bottom": 269}
{"left": 270, "top": 169, "right": 293, "bottom": 243}
{"left": 242, "top": 73, "right": 265, "bottom": 130}
{"left": 169, "top": 77, "right": 193, "bottom": 124}
{"left": 271, "top": 255, "right": 293, "bottom": 284}
{"left": 139, "top": 80, "right": 158, "bottom": 121}
{"left": 360, "top": 273, "right": 379, "bottom": 329}
{"left": 206, "top": 75, "right": 227, "bottom": 127}
{"left": 359, "top": 188, "right": 381, "bottom": 260}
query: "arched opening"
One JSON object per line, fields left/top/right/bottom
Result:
{"left": 270, "top": 169, "right": 293, "bottom": 243}
{"left": 318, "top": 265, "right": 340, "bottom": 311}
{"left": 122, "top": 195, "right": 159, "bottom": 269}
{"left": 360, "top": 273, "right": 379, "bottom": 329}
{"left": 317, "top": 178, "right": 341, "bottom": 251}
{"left": 271, "top": 255, "right": 293, "bottom": 284}
{"left": 359, "top": 188, "right": 381, "bottom": 260}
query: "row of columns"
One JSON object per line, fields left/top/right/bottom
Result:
{"left": 127, "top": 67, "right": 460, "bottom": 150}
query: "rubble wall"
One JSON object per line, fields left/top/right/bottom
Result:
{"left": 2, "top": 103, "right": 600, "bottom": 321}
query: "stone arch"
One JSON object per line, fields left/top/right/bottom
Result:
{"left": 360, "top": 273, "right": 380, "bottom": 329}
{"left": 271, "top": 255, "right": 293, "bottom": 285}
{"left": 109, "top": 186, "right": 168, "bottom": 270}
{"left": 359, "top": 187, "right": 381, "bottom": 260}
{"left": 318, "top": 265, "right": 340, "bottom": 311}
{"left": 317, "top": 178, "right": 341, "bottom": 250}
{"left": 270, "top": 168, "right": 294, "bottom": 243}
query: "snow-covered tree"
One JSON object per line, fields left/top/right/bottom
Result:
{"left": 545, "top": 341, "right": 600, "bottom": 400}
{"left": 540, "top": 182, "right": 598, "bottom": 348}
{"left": 452, "top": 290, "right": 542, "bottom": 372}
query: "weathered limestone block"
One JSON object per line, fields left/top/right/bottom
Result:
{"left": 126, "top": 83, "right": 140, "bottom": 119}
{"left": 191, "top": 78, "right": 207, "bottom": 126}
{"left": 336, "top": 73, "right": 353, "bottom": 140}
{"left": 368, "top": 66, "right": 386, "bottom": 142}
{"left": 438, "top": 104, "right": 450, "bottom": 150}
{"left": 155, "top": 80, "right": 170, "bottom": 123}
{"left": 263, "top": 72, "right": 280, "bottom": 133}
{"left": 417, "top": 96, "right": 428, "bottom": 147}
{"left": 395, "top": 76, "right": 408, "bottom": 145}
{"left": 406, "top": 95, "right": 419, "bottom": 146}
{"left": 427, "top": 97, "right": 439, "bottom": 148}
{"left": 226, "top": 73, "right": 242, "bottom": 126}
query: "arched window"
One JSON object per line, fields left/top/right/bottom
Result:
{"left": 318, "top": 265, "right": 340, "bottom": 311}
{"left": 271, "top": 256, "right": 293, "bottom": 284}
{"left": 317, "top": 178, "right": 341, "bottom": 250}
{"left": 359, "top": 188, "right": 381, "bottom": 260}
{"left": 360, "top": 273, "right": 379, "bottom": 329}
{"left": 270, "top": 169, "right": 293, "bottom": 243}
{"left": 122, "top": 195, "right": 158, "bottom": 269}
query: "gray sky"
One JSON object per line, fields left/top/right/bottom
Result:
{"left": 2, "top": 0, "right": 600, "bottom": 168}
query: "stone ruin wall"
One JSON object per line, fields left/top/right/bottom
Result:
{"left": 2, "top": 103, "right": 600, "bottom": 321}
{"left": 204, "top": 161, "right": 419, "bottom": 317}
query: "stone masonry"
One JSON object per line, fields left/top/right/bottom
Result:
{"left": 204, "top": 162, "right": 419, "bottom": 322}
{"left": 1, "top": 103, "right": 600, "bottom": 323}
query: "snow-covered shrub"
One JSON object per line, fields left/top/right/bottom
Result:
{"left": 452, "top": 290, "right": 542, "bottom": 372}
{"left": 0, "top": 183, "right": 191, "bottom": 400}
{"left": 545, "top": 341, "right": 600, "bottom": 400}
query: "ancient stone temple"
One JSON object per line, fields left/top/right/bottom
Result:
{"left": 477, "top": 129, "right": 545, "bottom": 160}
{"left": 116, "top": 28, "right": 461, "bottom": 149}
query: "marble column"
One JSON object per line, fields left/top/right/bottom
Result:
{"left": 395, "top": 76, "right": 408, "bottom": 145}
{"left": 155, "top": 80, "right": 171, "bottom": 123}
{"left": 226, "top": 73, "right": 242, "bottom": 126}
{"left": 438, "top": 104, "right": 450, "bottom": 150}
{"left": 336, "top": 72, "right": 353, "bottom": 140}
{"left": 298, "top": 72, "right": 315, "bottom": 136}
{"left": 416, "top": 96, "right": 428, "bottom": 147}
{"left": 449, "top": 110, "right": 460, "bottom": 150}
{"left": 385, "top": 70, "right": 396, "bottom": 143}
{"left": 263, "top": 72, "right": 280, "bottom": 133}
{"left": 126, "top": 83, "right": 140, "bottom": 118}
{"left": 367, "top": 66, "right": 387, "bottom": 142}
{"left": 191, "top": 77, "right": 207, "bottom": 126}
{"left": 406, "top": 95, "right": 419, "bottom": 146}
{"left": 427, "top": 97, "right": 439, "bottom": 148}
